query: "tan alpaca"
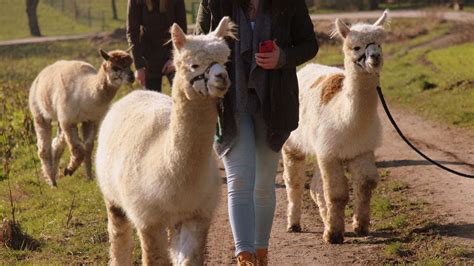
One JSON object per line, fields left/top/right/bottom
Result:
{"left": 29, "top": 49, "right": 134, "bottom": 187}
{"left": 282, "top": 11, "right": 389, "bottom": 244}
{"left": 95, "top": 18, "right": 234, "bottom": 265}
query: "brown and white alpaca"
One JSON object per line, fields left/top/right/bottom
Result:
{"left": 29, "top": 49, "right": 134, "bottom": 187}
{"left": 282, "top": 11, "right": 389, "bottom": 244}
{"left": 95, "top": 18, "right": 234, "bottom": 265}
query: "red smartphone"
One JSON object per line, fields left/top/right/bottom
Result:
{"left": 259, "top": 40, "right": 274, "bottom": 53}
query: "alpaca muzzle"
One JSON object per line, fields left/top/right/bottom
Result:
{"left": 190, "top": 62, "right": 229, "bottom": 97}
{"left": 189, "top": 62, "right": 220, "bottom": 88}
{"left": 355, "top": 43, "right": 381, "bottom": 72}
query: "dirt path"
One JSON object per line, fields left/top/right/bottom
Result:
{"left": 0, "top": 33, "right": 101, "bottom": 47}
{"left": 204, "top": 104, "right": 474, "bottom": 264}
{"left": 310, "top": 10, "right": 474, "bottom": 23}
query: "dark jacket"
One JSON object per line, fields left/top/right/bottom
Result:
{"left": 127, "top": 0, "right": 187, "bottom": 79}
{"left": 195, "top": 0, "right": 318, "bottom": 155}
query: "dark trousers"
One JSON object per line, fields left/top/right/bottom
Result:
{"left": 145, "top": 72, "right": 175, "bottom": 92}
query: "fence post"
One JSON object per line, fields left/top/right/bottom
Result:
{"left": 191, "top": 2, "right": 199, "bottom": 24}
{"left": 88, "top": 7, "right": 92, "bottom": 27}
{"left": 102, "top": 11, "right": 106, "bottom": 31}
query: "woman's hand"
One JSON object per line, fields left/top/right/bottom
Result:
{"left": 162, "top": 59, "right": 176, "bottom": 74}
{"left": 135, "top": 68, "right": 146, "bottom": 86}
{"left": 255, "top": 41, "right": 281, "bottom": 70}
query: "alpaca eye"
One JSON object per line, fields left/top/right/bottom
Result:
{"left": 190, "top": 64, "right": 200, "bottom": 69}
{"left": 353, "top": 46, "right": 361, "bottom": 51}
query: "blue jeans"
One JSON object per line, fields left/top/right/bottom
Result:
{"left": 223, "top": 112, "right": 280, "bottom": 255}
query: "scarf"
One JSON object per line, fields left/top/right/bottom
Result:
{"left": 233, "top": 3, "right": 272, "bottom": 113}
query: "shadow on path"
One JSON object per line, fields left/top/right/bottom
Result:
{"left": 376, "top": 159, "right": 474, "bottom": 169}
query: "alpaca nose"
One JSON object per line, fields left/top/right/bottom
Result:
{"left": 216, "top": 72, "right": 228, "bottom": 81}
{"left": 370, "top": 54, "right": 380, "bottom": 61}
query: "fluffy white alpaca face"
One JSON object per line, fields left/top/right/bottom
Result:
{"left": 100, "top": 49, "right": 135, "bottom": 87}
{"left": 344, "top": 29, "right": 385, "bottom": 74}
{"left": 171, "top": 17, "right": 235, "bottom": 100}
{"left": 335, "top": 10, "right": 389, "bottom": 74}
{"left": 180, "top": 51, "right": 230, "bottom": 99}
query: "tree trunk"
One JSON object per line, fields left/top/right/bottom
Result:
{"left": 368, "top": 0, "right": 379, "bottom": 10}
{"left": 111, "top": 0, "right": 118, "bottom": 20}
{"left": 26, "top": 0, "right": 41, "bottom": 36}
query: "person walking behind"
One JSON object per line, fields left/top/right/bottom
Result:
{"left": 127, "top": 0, "right": 187, "bottom": 91}
{"left": 195, "top": 0, "right": 318, "bottom": 265}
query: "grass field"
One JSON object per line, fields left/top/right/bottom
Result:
{"left": 0, "top": 0, "right": 200, "bottom": 41}
{"left": 0, "top": 40, "right": 127, "bottom": 263}
{"left": 0, "top": 18, "right": 473, "bottom": 263}
{"left": 308, "top": 2, "right": 474, "bottom": 13}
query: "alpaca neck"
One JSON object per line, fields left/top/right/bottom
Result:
{"left": 90, "top": 64, "right": 119, "bottom": 103}
{"left": 341, "top": 63, "right": 380, "bottom": 122}
{"left": 165, "top": 73, "right": 218, "bottom": 178}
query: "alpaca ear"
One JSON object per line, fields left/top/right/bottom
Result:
{"left": 213, "top": 16, "right": 237, "bottom": 40}
{"left": 335, "top": 19, "right": 350, "bottom": 39}
{"left": 373, "top": 9, "right": 389, "bottom": 27}
{"left": 99, "top": 49, "right": 110, "bottom": 61}
{"left": 171, "top": 23, "right": 187, "bottom": 51}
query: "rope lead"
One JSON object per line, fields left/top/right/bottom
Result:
{"left": 377, "top": 86, "right": 474, "bottom": 179}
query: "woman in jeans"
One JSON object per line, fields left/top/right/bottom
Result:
{"left": 195, "top": 0, "right": 318, "bottom": 264}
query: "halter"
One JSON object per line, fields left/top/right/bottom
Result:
{"left": 189, "top": 61, "right": 220, "bottom": 88}
{"left": 187, "top": 61, "right": 226, "bottom": 143}
{"left": 355, "top": 42, "right": 378, "bottom": 69}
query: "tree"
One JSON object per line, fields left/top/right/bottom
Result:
{"left": 112, "top": 0, "right": 118, "bottom": 20}
{"left": 26, "top": 0, "right": 41, "bottom": 36}
{"left": 368, "top": 0, "right": 380, "bottom": 10}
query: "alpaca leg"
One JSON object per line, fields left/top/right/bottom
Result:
{"left": 33, "top": 115, "right": 55, "bottom": 187}
{"left": 281, "top": 144, "right": 307, "bottom": 232}
{"left": 52, "top": 126, "right": 66, "bottom": 175}
{"left": 81, "top": 122, "right": 97, "bottom": 180}
{"left": 309, "top": 162, "right": 328, "bottom": 226}
{"left": 106, "top": 202, "right": 134, "bottom": 266}
{"left": 318, "top": 157, "right": 348, "bottom": 244}
{"left": 60, "top": 122, "right": 84, "bottom": 176}
{"left": 347, "top": 152, "right": 378, "bottom": 236}
{"left": 169, "top": 216, "right": 211, "bottom": 265}
{"left": 138, "top": 223, "right": 170, "bottom": 265}
{"left": 168, "top": 223, "right": 182, "bottom": 265}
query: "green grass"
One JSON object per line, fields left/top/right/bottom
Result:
{"left": 384, "top": 242, "right": 405, "bottom": 257}
{"left": 371, "top": 196, "right": 393, "bottom": 219}
{"left": 369, "top": 177, "right": 470, "bottom": 264}
{"left": 313, "top": 45, "right": 344, "bottom": 66}
{"left": 379, "top": 2, "right": 426, "bottom": 10}
{"left": 381, "top": 42, "right": 474, "bottom": 129}
{"left": 0, "top": 0, "right": 200, "bottom": 41}
{"left": 447, "top": 246, "right": 469, "bottom": 258}
{"left": 308, "top": 7, "right": 341, "bottom": 14}
{"left": 0, "top": 39, "right": 134, "bottom": 264}
{"left": 0, "top": 0, "right": 94, "bottom": 40}
{"left": 464, "top": 6, "right": 474, "bottom": 12}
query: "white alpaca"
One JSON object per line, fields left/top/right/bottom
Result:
{"left": 282, "top": 11, "right": 389, "bottom": 244}
{"left": 95, "top": 18, "right": 234, "bottom": 265}
{"left": 29, "top": 49, "right": 134, "bottom": 187}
